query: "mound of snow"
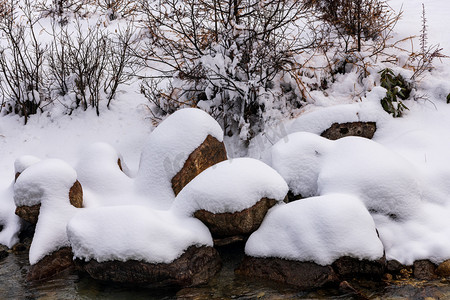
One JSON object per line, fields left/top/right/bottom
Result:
{"left": 67, "top": 206, "right": 213, "bottom": 264}
{"left": 269, "top": 132, "right": 333, "bottom": 198}
{"left": 135, "top": 108, "right": 224, "bottom": 208}
{"left": 319, "top": 136, "right": 421, "bottom": 219}
{"left": 245, "top": 194, "right": 384, "bottom": 265}
{"left": 171, "top": 158, "right": 288, "bottom": 216}
{"left": 270, "top": 132, "right": 421, "bottom": 220}
{"left": 14, "top": 159, "right": 81, "bottom": 264}
{"left": 0, "top": 185, "right": 21, "bottom": 247}
{"left": 14, "top": 155, "right": 41, "bottom": 175}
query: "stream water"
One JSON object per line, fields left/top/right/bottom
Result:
{"left": 1, "top": 244, "right": 449, "bottom": 300}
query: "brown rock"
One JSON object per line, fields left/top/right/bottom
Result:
{"left": 436, "top": 259, "right": 450, "bottom": 277}
{"left": 27, "top": 247, "right": 75, "bottom": 281}
{"left": 15, "top": 172, "right": 20, "bottom": 182}
{"left": 194, "top": 198, "right": 278, "bottom": 238}
{"left": 69, "top": 180, "right": 83, "bottom": 208}
{"left": 15, "top": 180, "right": 83, "bottom": 224}
{"left": 77, "top": 246, "right": 221, "bottom": 288}
{"left": 321, "top": 122, "right": 376, "bottom": 140}
{"left": 413, "top": 260, "right": 438, "bottom": 280}
{"left": 15, "top": 204, "right": 41, "bottom": 224}
{"left": 236, "top": 256, "right": 339, "bottom": 290}
{"left": 332, "top": 256, "right": 386, "bottom": 280}
{"left": 172, "top": 135, "right": 227, "bottom": 196}
{"left": 386, "top": 259, "right": 404, "bottom": 273}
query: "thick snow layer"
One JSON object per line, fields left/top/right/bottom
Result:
{"left": 67, "top": 206, "right": 213, "bottom": 264}
{"left": 245, "top": 194, "right": 384, "bottom": 265}
{"left": 319, "top": 137, "right": 422, "bottom": 220}
{"left": 14, "top": 159, "right": 78, "bottom": 207}
{"left": 135, "top": 108, "right": 225, "bottom": 209}
{"left": 14, "top": 155, "right": 41, "bottom": 175}
{"left": 13, "top": 159, "right": 80, "bottom": 265}
{"left": 269, "top": 132, "right": 333, "bottom": 198}
{"left": 171, "top": 158, "right": 288, "bottom": 216}
{"left": 0, "top": 184, "right": 21, "bottom": 247}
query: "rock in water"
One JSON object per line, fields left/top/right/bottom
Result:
{"left": 27, "top": 247, "right": 74, "bottom": 281}
{"left": 77, "top": 246, "right": 221, "bottom": 288}
{"left": 236, "top": 256, "right": 339, "bottom": 290}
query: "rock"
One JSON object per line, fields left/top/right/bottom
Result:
{"left": 194, "top": 198, "right": 278, "bottom": 238}
{"left": 436, "top": 259, "right": 450, "bottom": 277}
{"left": 321, "top": 122, "right": 376, "bottom": 140}
{"left": 69, "top": 180, "right": 83, "bottom": 208}
{"left": 27, "top": 247, "right": 75, "bottom": 281}
{"left": 413, "top": 260, "right": 438, "bottom": 280}
{"left": 387, "top": 259, "right": 405, "bottom": 273}
{"left": 172, "top": 135, "right": 227, "bottom": 196}
{"left": 0, "top": 245, "right": 9, "bottom": 260}
{"left": 15, "top": 180, "right": 83, "bottom": 224}
{"left": 332, "top": 256, "right": 386, "bottom": 280}
{"left": 76, "top": 246, "right": 221, "bottom": 288}
{"left": 15, "top": 204, "right": 41, "bottom": 224}
{"left": 236, "top": 256, "right": 339, "bottom": 290}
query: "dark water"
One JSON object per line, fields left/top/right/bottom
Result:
{"left": 1, "top": 245, "right": 449, "bottom": 300}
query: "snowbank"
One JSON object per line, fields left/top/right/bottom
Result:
{"left": 135, "top": 108, "right": 225, "bottom": 209}
{"left": 245, "top": 194, "right": 384, "bottom": 265}
{"left": 0, "top": 184, "right": 21, "bottom": 247}
{"left": 67, "top": 206, "right": 213, "bottom": 264}
{"left": 171, "top": 158, "right": 288, "bottom": 216}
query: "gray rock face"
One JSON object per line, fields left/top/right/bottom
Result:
{"left": 76, "top": 246, "right": 221, "bottom": 288}
{"left": 321, "top": 122, "right": 376, "bottom": 140}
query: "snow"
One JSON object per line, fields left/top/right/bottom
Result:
{"left": 0, "top": 0, "right": 449, "bottom": 270}
{"left": 135, "top": 108, "right": 225, "bottom": 209}
{"left": 13, "top": 159, "right": 80, "bottom": 265}
{"left": 67, "top": 206, "right": 213, "bottom": 264}
{"left": 245, "top": 194, "right": 384, "bottom": 265}
{"left": 171, "top": 158, "right": 288, "bottom": 216}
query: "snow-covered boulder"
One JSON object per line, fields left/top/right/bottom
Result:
{"left": 171, "top": 158, "right": 288, "bottom": 241}
{"left": 270, "top": 132, "right": 421, "bottom": 220}
{"left": 14, "top": 159, "right": 83, "bottom": 225}
{"left": 14, "top": 155, "right": 40, "bottom": 181}
{"left": 67, "top": 206, "right": 220, "bottom": 287}
{"left": 135, "top": 108, "right": 226, "bottom": 209}
{"left": 13, "top": 159, "right": 83, "bottom": 280}
{"left": 238, "top": 194, "right": 385, "bottom": 288}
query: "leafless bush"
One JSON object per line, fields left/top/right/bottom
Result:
{"left": 0, "top": 0, "right": 49, "bottom": 124}
{"left": 97, "top": 0, "right": 137, "bottom": 20}
{"left": 138, "top": 0, "right": 318, "bottom": 140}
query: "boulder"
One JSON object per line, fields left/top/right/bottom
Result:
{"left": 332, "top": 256, "right": 386, "bottom": 279}
{"left": 321, "top": 121, "right": 376, "bottom": 140}
{"left": 436, "top": 259, "right": 450, "bottom": 277}
{"left": 236, "top": 256, "right": 339, "bottom": 290}
{"left": 27, "top": 247, "right": 75, "bottom": 281}
{"left": 76, "top": 246, "right": 221, "bottom": 288}
{"left": 194, "top": 198, "right": 278, "bottom": 239}
{"left": 413, "top": 260, "right": 438, "bottom": 280}
{"left": 172, "top": 135, "right": 227, "bottom": 196}
{"left": 15, "top": 180, "right": 83, "bottom": 225}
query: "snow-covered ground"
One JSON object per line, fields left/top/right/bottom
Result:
{"left": 1, "top": 0, "right": 450, "bottom": 267}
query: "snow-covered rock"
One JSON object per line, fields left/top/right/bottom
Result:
{"left": 67, "top": 205, "right": 213, "bottom": 264}
{"left": 14, "top": 155, "right": 40, "bottom": 180}
{"left": 245, "top": 194, "right": 384, "bottom": 265}
{"left": 135, "top": 108, "right": 225, "bottom": 209}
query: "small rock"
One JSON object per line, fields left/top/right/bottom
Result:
{"left": 27, "top": 247, "right": 75, "bottom": 281}
{"left": 321, "top": 122, "right": 377, "bottom": 140}
{"left": 386, "top": 259, "right": 405, "bottom": 274}
{"left": 236, "top": 256, "right": 339, "bottom": 290}
{"left": 172, "top": 135, "right": 227, "bottom": 196}
{"left": 413, "top": 259, "right": 438, "bottom": 280}
{"left": 332, "top": 256, "right": 386, "bottom": 280}
{"left": 436, "top": 259, "right": 450, "bottom": 278}
{"left": 0, "top": 245, "right": 9, "bottom": 260}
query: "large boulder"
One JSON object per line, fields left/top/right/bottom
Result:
{"left": 171, "top": 158, "right": 288, "bottom": 241}
{"left": 321, "top": 121, "right": 376, "bottom": 140}
{"left": 236, "top": 256, "right": 339, "bottom": 290}
{"left": 76, "top": 246, "right": 221, "bottom": 287}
